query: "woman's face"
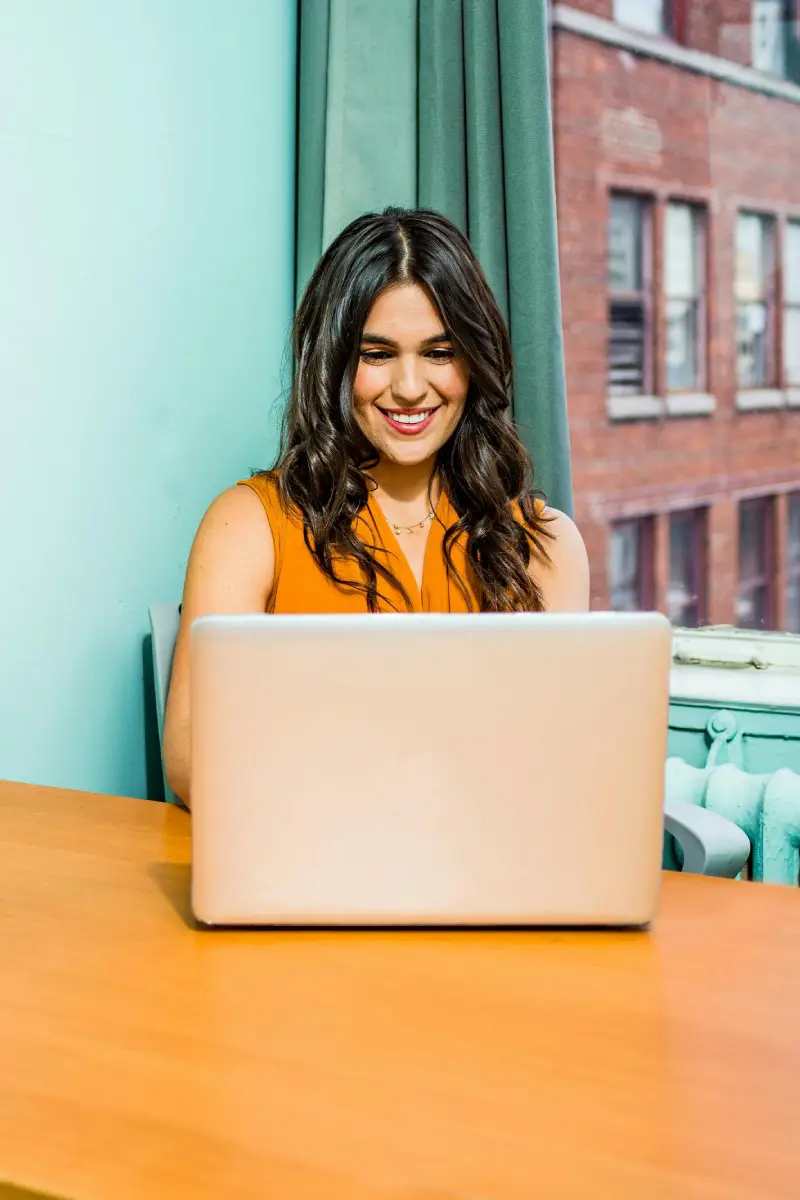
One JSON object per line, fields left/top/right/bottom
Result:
{"left": 353, "top": 283, "right": 470, "bottom": 468}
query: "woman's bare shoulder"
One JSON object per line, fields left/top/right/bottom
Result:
{"left": 200, "top": 481, "right": 274, "bottom": 539}
{"left": 530, "top": 506, "right": 590, "bottom": 613}
{"left": 186, "top": 484, "right": 276, "bottom": 605}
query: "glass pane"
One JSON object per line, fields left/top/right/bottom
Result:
{"left": 610, "top": 523, "right": 640, "bottom": 610}
{"left": 787, "top": 578, "right": 800, "bottom": 635}
{"left": 738, "top": 501, "right": 772, "bottom": 631}
{"left": 667, "top": 595, "right": 700, "bottom": 627}
{"left": 789, "top": 494, "right": 800, "bottom": 568}
{"left": 785, "top": 223, "right": 800, "bottom": 305}
{"left": 739, "top": 502, "right": 763, "bottom": 582}
{"left": 613, "top": 0, "right": 666, "bottom": 35}
{"left": 737, "top": 303, "right": 768, "bottom": 387}
{"left": 609, "top": 196, "right": 643, "bottom": 292}
{"left": 664, "top": 204, "right": 696, "bottom": 297}
{"left": 737, "top": 584, "right": 769, "bottom": 630}
{"left": 736, "top": 214, "right": 766, "bottom": 302}
{"left": 784, "top": 308, "right": 800, "bottom": 385}
{"left": 609, "top": 300, "right": 646, "bottom": 395}
{"left": 788, "top": 495, "right": 800, "bottom": 634}
{"left": 752, "top": 0, "right": 787, "bottom": 76}
{"left": 668, "top": 511, "right": 701, "bottom": 626}
{"left": 666, "top": 298, "right": 698, "bottom": 391}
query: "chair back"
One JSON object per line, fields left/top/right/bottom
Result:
{"left": 148, "top": 603, "right": 181, "bottom": 804}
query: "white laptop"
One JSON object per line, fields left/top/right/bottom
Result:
{"left": 190, "top": 612, "right": 672, "bottom": 928}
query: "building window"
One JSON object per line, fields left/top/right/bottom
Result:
{"left": 610, "top": 518, "right": 654, "bottom": 611}
{"left": 668, "top": 509, "right": 707, "bottom": 627}
{"left": 788, "top": 493, "right": 800, "bottom": 633}
{"left": 784, "top": 221, "right": 800, "bottom": 386}
{"left": 737, "top": 497, "right": 775, "bottom": 629}
{"left": 665, "top": 203, "right": 706, "bottom": 392}
{"left": 752, "top": 0, "right": 788, "bottom": 75}
{"left": 614, "top": 0, "right": 671, "bottom": 36}
{"left": 608, "top": 195, "right": 652, "bottom": 397}
{"left": 735, "top": 213, "right": 775, "bottom": 389}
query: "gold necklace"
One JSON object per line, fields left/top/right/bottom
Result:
{"left": 389, "top": 509, "right": 435, "bottom": 536}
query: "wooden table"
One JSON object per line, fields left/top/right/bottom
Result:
{"left": 1, "top": 782, "right": 799, "bottom": 1200}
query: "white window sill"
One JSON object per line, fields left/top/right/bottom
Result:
{"left": 670, "top": 625, "right": 800, "bottom": 709}
{"left": 665, "top": 392, "right": 716, "bottom": 417}
{"left": 608, "top": 393, "right": 717, "bottom": 421}
{"left": 607, "top": 394, "right": 663, "bottom": 421}
{"left": 735, "top": 389, "right": 786, "bottom": 411}
{"left": 786, "top": 388, "right": 800, "bottom": 409}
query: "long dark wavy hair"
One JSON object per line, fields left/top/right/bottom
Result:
{"left": 267, "top": 206, "right": 553, "bottom": 612}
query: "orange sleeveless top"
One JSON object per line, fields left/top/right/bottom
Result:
{"left": 238, "top": 473, "right": 485, "bottom": 613}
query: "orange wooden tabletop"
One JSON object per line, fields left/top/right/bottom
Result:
{"left": 1, "top": 779, "right": 799, "bottom": 1200}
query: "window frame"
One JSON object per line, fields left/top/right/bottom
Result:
{"left": 735, "top": 211, "right": 777, "bottom": 390}
{"left": 664, "top": 202, "right": 707, "bottom": 394}
{"left": 608, "top": 193, "right": 654, "bottom": 399}
{"left": 737, "top": 496, "right": 776, "bottom": 630}
{"left": 667, "top": 507, "right": 708, "bottom": 627}
{"left": 609, "top": 517, "right": 656, "bottom": 612}
{"left": 672, "top": 0, "right": 688, "bottom": 42}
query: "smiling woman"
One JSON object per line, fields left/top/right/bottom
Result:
{"left": 355, "top": 286, "right": 469, "bottom": 469}
{"left": 163, "top": 208, "right": 589, "bottom": 805}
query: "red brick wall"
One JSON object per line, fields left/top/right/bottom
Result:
{"left": 562, "top": 0, "right": 754, "bottom": 66}
{"left": 552, "top": 29, "right": 800, "bottom": 622}
{"left": 684, "top": 0, "right": 752, "bottom": 64}
{"left": 566, "top": 0, "right": 613, "bottom": 16}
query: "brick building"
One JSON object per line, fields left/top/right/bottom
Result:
{"left": 550, "top": 0, "right": 800, "bottom": 630}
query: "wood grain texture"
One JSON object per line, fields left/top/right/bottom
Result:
{"left": 1, "top": 779, "right": 799, "bottom": 1199}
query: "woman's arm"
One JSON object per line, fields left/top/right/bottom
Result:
{"left": 530, "top": 508, "right": 591, "bottom": 612}
{"left": 163, "top": 485, "right": 275, "bottom": 808}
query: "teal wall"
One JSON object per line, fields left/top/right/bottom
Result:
{"left": 0, "top": 2, "right": 296, "bottom": 798}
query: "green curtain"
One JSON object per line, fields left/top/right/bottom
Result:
{"left": 295, "top": 0, "right": 573, "bottom": 514}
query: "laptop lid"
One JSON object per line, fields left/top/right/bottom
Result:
{"left": 190, "top": 612, "right": 671, "bottom": 927}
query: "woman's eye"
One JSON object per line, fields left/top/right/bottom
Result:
{"left": 359, "top": 347, "right": 455, "bottom": 364}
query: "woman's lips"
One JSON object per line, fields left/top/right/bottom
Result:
{"left": 377, "top": 407, "right": 439, "bottom": 436}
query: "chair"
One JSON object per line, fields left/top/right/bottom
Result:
{"left": 149, "top": 603, "right": 182, "bottom": 807}
{"left": 666, "top": 754, "right": 800, "bottom": 884}
{"left": 146, "top": 604, "right": 752, "bottom": 878}
{"left": 663, "top": 794, "right": 750, "bottom": 878}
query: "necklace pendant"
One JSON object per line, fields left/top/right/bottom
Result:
{"left": 390, "top": 509, "right": 435, "bottom": 536}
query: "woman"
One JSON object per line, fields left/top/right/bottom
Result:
{"left": 164, "top": 208, "right": 589, "bottom": 805}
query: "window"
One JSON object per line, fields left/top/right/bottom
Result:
{"left": 752, "top": 0, "right": 788, "bottom": 75}
{"left": 668, "top": 509, "right": 707, "bottom": 627}
{"left": 735, "top": 213, "right": 775, "bottom": 388}
{"left": 784, "top": 221, "right": 800, "bottom": 386}
{"left": 787, "top": 494, "right": 800, "bottom": 633}
{"left": 614, "top": 0, "right": 670, "bottom": 36}
{"left": 664, "top": 203, "right": 706, "bottom": 392}
{"left": 609, "top": 518, "right": 654, "bottom": 611}
{"left": 608, "top": 195, "right": 652, "bottom": 397}
{"left": 737, "top": 498, "right": 775, "bottom": 629}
